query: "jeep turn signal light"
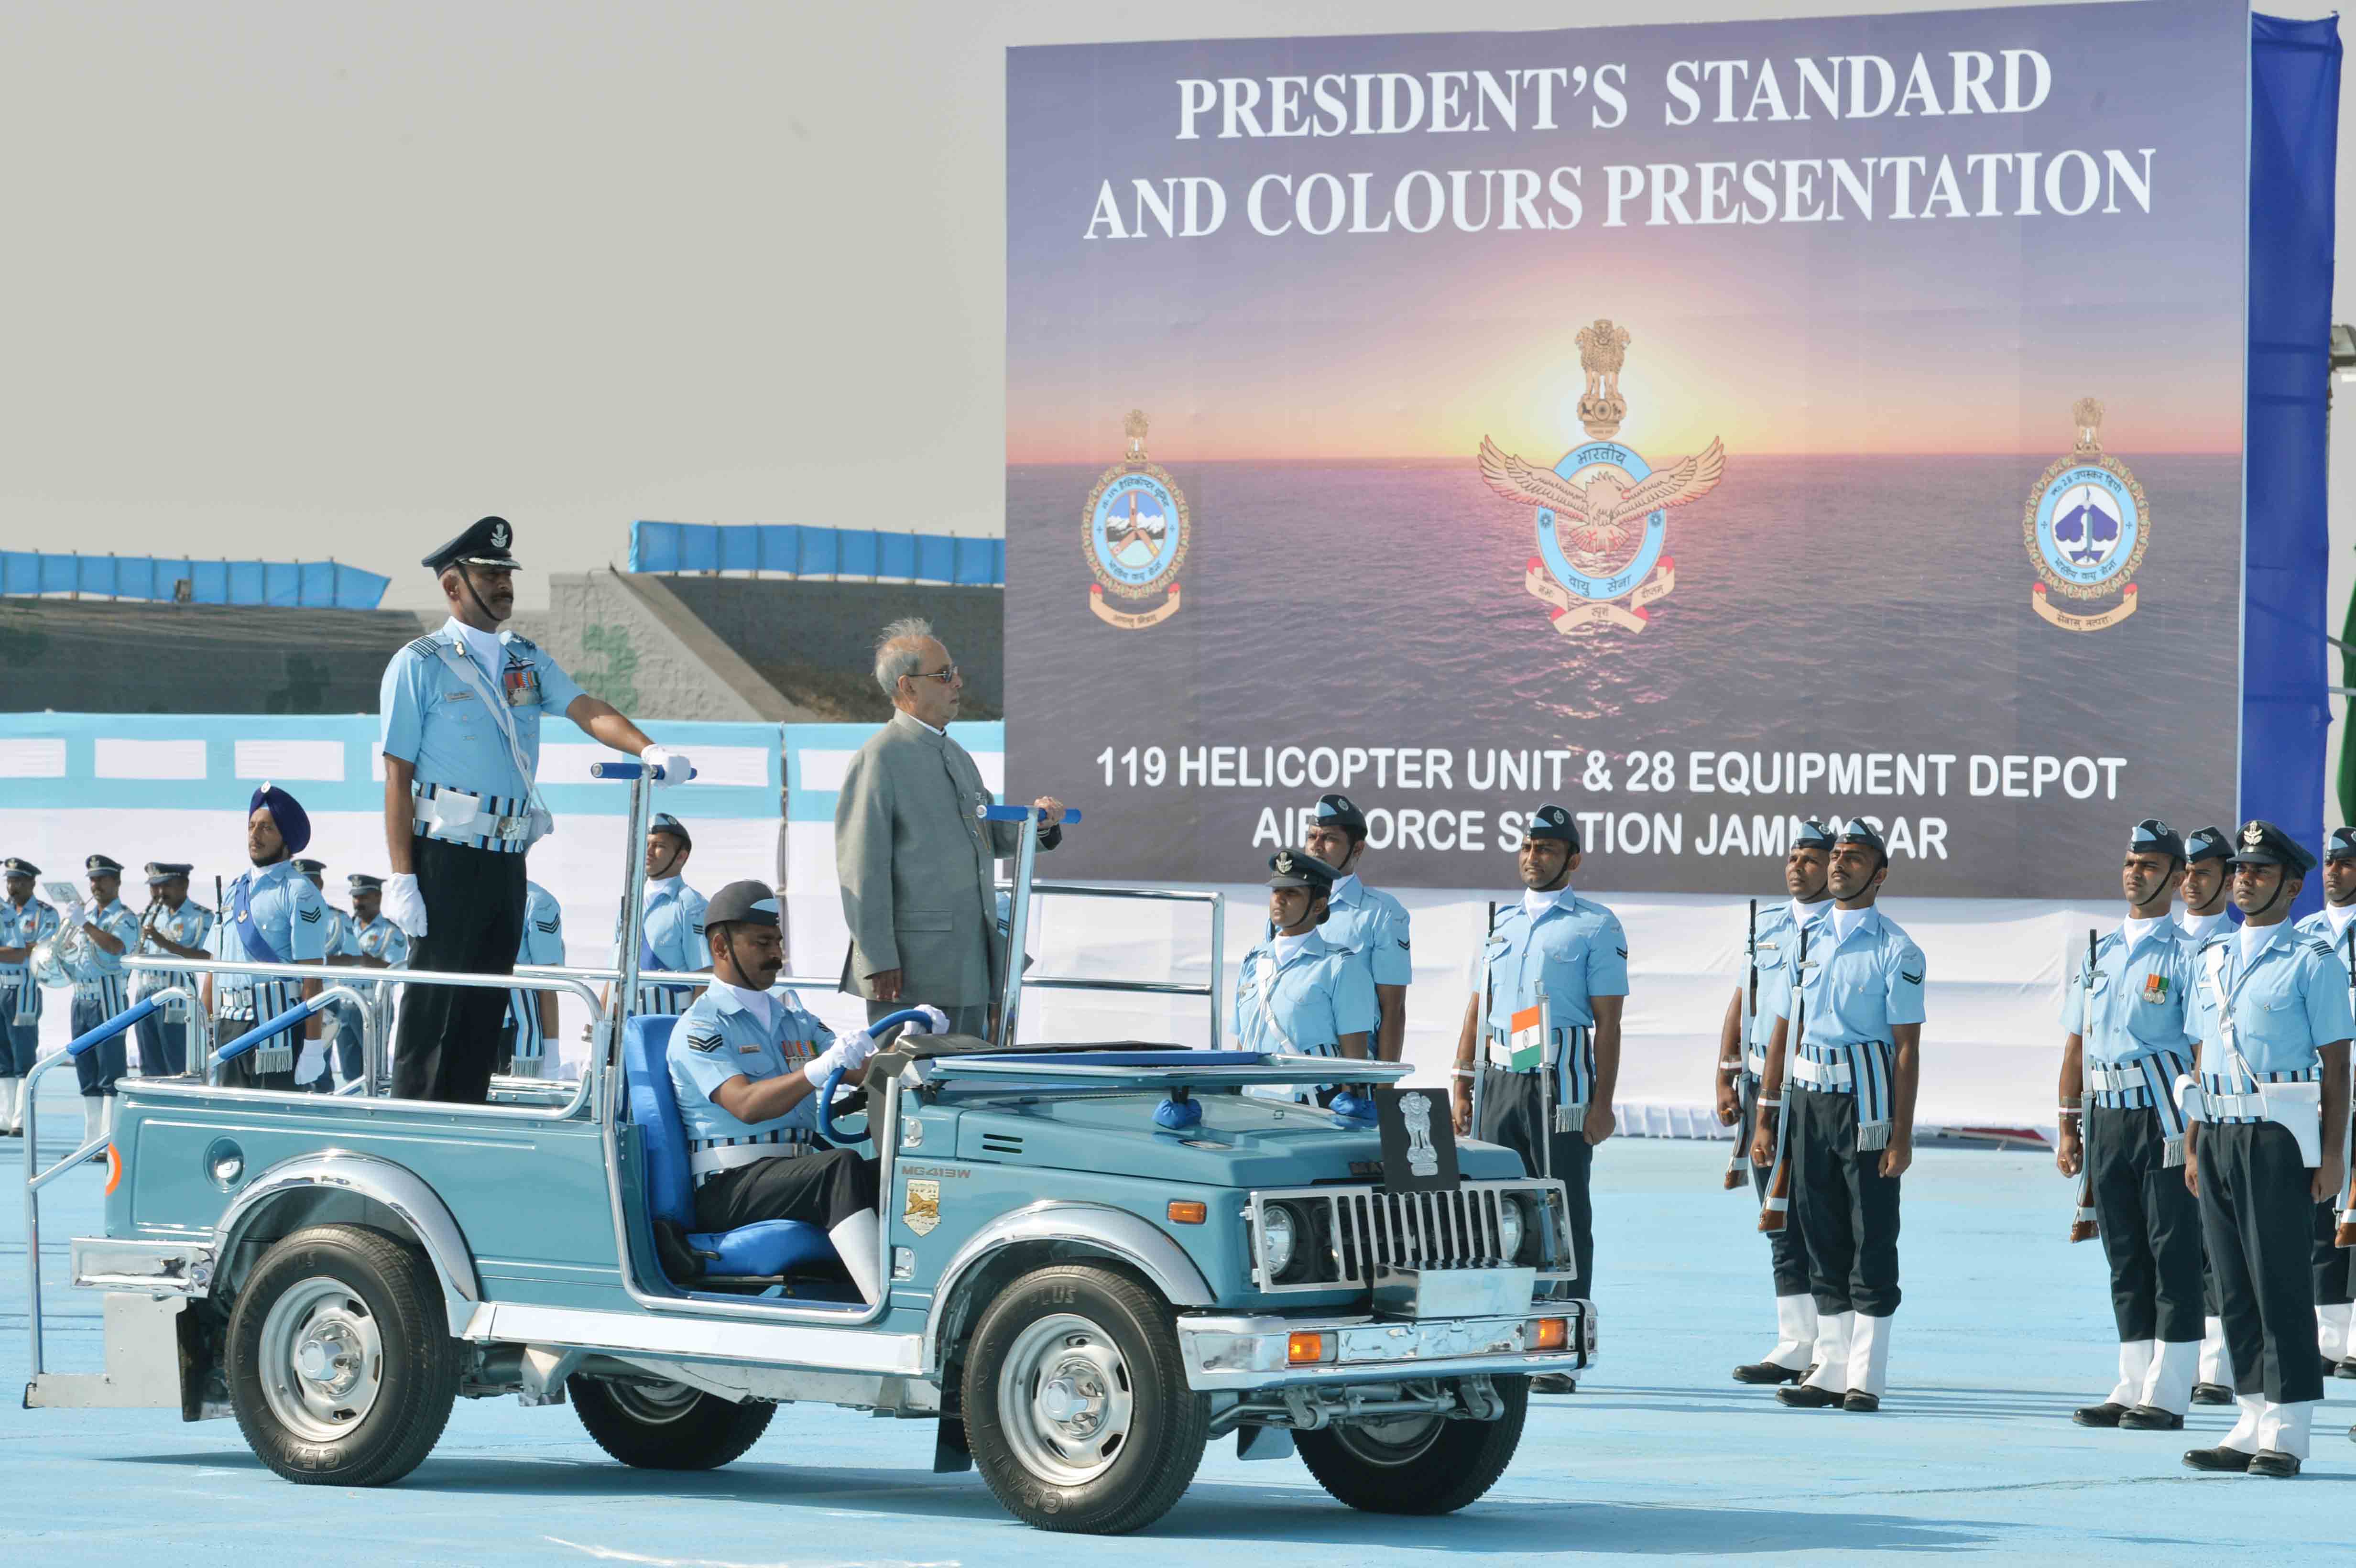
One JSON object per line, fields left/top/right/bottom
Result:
{"left": 1531, "top": 1317, "right": 1569, "bottom": 1351}
{"left": 1287, "top": 1331, "right": 1329, "bottom": 1365}
{"left": 1167, "top": 1200, "right": 1207, "bottom": 1224}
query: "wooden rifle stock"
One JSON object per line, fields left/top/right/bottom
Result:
{"left": 1724, "top": 897, "right": 1757, "bottom": 1191}
{"left": 1758, "top": 925, "right": 1807, "bottom": 1233}
{"left": 2069, "top": 928, "right": 2099, "bottom": 1243}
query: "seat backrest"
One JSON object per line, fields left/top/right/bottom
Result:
{"left": 622, "top": 1015, "right": 695, "bottom": 1229}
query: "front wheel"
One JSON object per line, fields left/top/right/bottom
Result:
{"left": 961, "top": 1264, "right": 1208, "bottom": 1534}
{"left": 1295, "top": 1375, "right": 1529, "bottom": 1514}
{"left": 225, "top": 1223, "right": 461, "bottom": 1487}
{"left": 569, "top": 1374, "right": 775, "bottom": 1469}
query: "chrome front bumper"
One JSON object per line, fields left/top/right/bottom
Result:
{"left": 1178, "top": 1299, "right": 1595, "bottom": 1392}
{"left": 71, "top": 1236, "right": 216, "bottom": 1296}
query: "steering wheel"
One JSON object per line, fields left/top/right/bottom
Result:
{"left": 818, "top": 1007, "right": 936, "bottom": 1144}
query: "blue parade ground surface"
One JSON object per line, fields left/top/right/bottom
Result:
{"left": 7, "top": 1071, "right": 2352, "bottom": 1566}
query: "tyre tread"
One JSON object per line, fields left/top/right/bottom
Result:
{"left": 1294, "top": 1375, "right": 1529, "bottom": 1515}
{"left": 568, "top": 1377, "right": 775, "bottom": 1470}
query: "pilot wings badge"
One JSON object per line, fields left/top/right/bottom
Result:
{"left": 2024, "top": 398, "right": 2150, "bottom": 633}
{"left": 1084, "top": 410, "right": 1190, "bottom": 632}
{"left": 1477, "top": 320, "right": 1726, "bottom": 635}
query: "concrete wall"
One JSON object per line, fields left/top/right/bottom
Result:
{"left": 656, "top": 577, "right": 1003, "bottom": 722}
{"left": 512, "top": 570, "right": 818, "bottom": 724}
{"left": 0, "top": 597, "right": 428, "bottom": 714}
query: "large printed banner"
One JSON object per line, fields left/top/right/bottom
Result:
{"left": 1005, "top": 0, "right": 2249, "bottom": 896}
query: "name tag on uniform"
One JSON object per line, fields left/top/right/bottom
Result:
{"left": 736, "top": 1044, "right": 763, "bottom": 1054}
{"left": 504, "top": 664, "right": 542, "bottom": 707}
{"left": 446, "top": 689, "right": 473, "bottom": 702}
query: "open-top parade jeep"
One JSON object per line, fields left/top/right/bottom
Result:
{"left": 21, "top": 777, "right": 1594, "bottom": 1535}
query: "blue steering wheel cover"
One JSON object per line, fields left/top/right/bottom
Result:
{"left": 818, "top": 1007, "right": 935, "bottom": 1141}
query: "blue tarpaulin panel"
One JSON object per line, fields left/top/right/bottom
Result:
{"left": 0, "top": 552, "right": 387, "bottom": 608}
{"left": 2242, "top": 14, "right": 2340, "bottom": 917}
{"left": 629, "top": 520, "right": 1004, "bottom": 586}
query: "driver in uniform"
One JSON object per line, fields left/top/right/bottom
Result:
{"left": 668, "top": 880, "right": 940, "bottom": 1306}
{"left": 1231, "top": 849, "right": 1378, "bottom": 1099}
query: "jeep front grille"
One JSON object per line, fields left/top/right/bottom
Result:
{"left": 1245, "top": 1179, "right": 1569, "bottom": 1293}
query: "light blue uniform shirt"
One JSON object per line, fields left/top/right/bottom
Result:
{"left": 209, "top": 863, "right": 330, "bottom": 1046}
{"left": 2190, "top": 924, "right": 2356, "bottom": 1089}
{"left": 508, "top": 882, "right": 565, "bottom": 1056}
{"left": 1234, "top": 928, "right": 1380, "bottom": 1058}
{"left": 1, "top": 897, "right": 62, "bottom": 1023}
{"left": 1773, "top": 907, "right": 1926, "bottom": 1053}
{"left": 620, "top": 878, "right": 709, "bottom": 1015}
{"left": 1480, "top": 890, "right": 1630, "bottom": 1107}
{"left": 378, "top": 618, "right": 585, "bottom": 849}
{"left": 72, "top": 899, "right": 145, "bottom": 1014}
{"left": 2058, "top": 919, "right": 2199, "bottom": 1115}
{"left": 669, "top": 984, "right": 836, "bottom": 1168}
{"left": 2292, "top": 907, "right": 2356, "bottom": 987}
{"left": 1744, "top": 899, "right": 1832, "bottom": 1074}
{"left": 1324, "top": 875, "right": 1412, "bottom": 988}
{"left": 134, "top": 900, "right": 215, "bottom": 1006}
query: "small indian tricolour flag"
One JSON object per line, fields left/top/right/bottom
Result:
{"left": 1509, "top": 1004, "right": 1546, "bottom": 1071}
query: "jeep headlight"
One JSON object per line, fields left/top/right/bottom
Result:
{"left": 1494, "top": 1194, "right": 1526, "bottom": 1263}
{"left": 1257, "top": 1202, "right": 1298, "bottom": 1281}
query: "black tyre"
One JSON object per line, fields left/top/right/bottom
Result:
{"left": 961, "top": 1264, "right": 1208, "bottom": 1534}
{"left": 569, "top": 1374, "right": 775, "bottom": 1469}
{"left": 1295, "top": 1375, "right": 1529, "bottom": 1514}
{"left": 225, "top": 1223, "right": 462, "bottom": 1487}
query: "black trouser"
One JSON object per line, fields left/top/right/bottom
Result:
{"left": 692, "top": 1149, "right": 880, "bottom": 1234}
{"left": 1741, "top": 1070, "right": 1811, "bottom": 1298}
{"left": 1475, "top": 1063, "right": 1593, "bottom": 1300}
{"left": 1789, "top": 1083, "right": 1901, "bottom": 1318}
{"left": 2088, "top": 1102, "right": 2204, "bottom": 1343}
{"left": 70, "top": 997, "right": 126, "bottom": 1097}
{"left": 217, "top": 1020, "right": 298, "bottom": 1092}
{"left": 334, "top": 1011, "right": 364, "bottom": 1086}
{"left": 2198, "top": 1120, "right": 2325, "bottom": 1404}
{"left": 392, "top": 836, "right": 526, "bottom": 1104}
{"left": 133, "top": 1010, "right": 188, "bottom": 1078}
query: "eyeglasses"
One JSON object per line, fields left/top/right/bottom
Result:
{"left": 905, "top": 665, "right": 960, "bottom": 685}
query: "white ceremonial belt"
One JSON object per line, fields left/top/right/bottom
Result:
{"left": 1789, "top": 1055, "right": 1854, "bottom": 1092}
{"left": 2083, "top": 1063, "right": 2148, "bottom": 1094}
{"left": 413, "top": 794, "right": 533, "bottom": 842}
{"left": 1743, "top": 1045, "right": 1767, "bottom": 1078}
{"left": 689, "top": 1137, "right": 811, "bottom": 1183}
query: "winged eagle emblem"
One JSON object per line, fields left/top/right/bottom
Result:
{"left": 1478, "top": 435, "right": 1727, "bottom": 561}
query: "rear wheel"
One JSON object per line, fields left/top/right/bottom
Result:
{"left": 1295, "top": 1375, "right": 1529, "bottom": 1514}
{"left": 962, "top": 1264, "right": 1207, "bottom": 1534}
{"left": 225, "top": 1223, "right": 461, "bottom": 1487}
{"left": 569, "top": 1374, "right": 775, "bottom": 1469}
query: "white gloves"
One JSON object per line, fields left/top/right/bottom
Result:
{"left": 383, "top": 873, "right": 429, "bottom": 938}
{"left": 639, "top": 743, "right": 692, "bottom": 786}
{"left": 914, "top": 1004, "right": 950, "bottom": 1035}
{"left": 804, "top": 1028, "right": 880, "bottom": 1089}
{"left": 294, "top": 1040, "right": 330, "bottom": 1086}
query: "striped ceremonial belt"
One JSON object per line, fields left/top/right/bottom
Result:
{"left": 2200, "top": 1064, "right": 2321, "bottom": 1126}
{"left": 410, "top": 780, "right": 535, "bottom": 853}
{"left": 77, "top": 974, "right": 130, "bottom": 1018}
{"left": 2087, "top": 1051, "right": 2193, "bottom": 1165}
{"left": 689, "top": 1129, "right": 813, "bottom": 1185}
{"left": 1792, "top": 1040, "right": 1898, "bottom": 1151}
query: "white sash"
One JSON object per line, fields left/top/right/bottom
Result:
{"left": 422, "top": 637, "right": 555, "bottom": 849}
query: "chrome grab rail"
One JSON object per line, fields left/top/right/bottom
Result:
{"left": 993, "top": 877, "right": 1225, "bottom": 1049}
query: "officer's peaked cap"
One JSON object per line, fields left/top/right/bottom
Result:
{"left": 1833, "top": 819, "right": 1887, "bottom": 857}
{"left": 2326, "top": 826, "right": 2356, "bottom": 863}
{"left": 3, "top": 858, "right": 39, "bottom": 879}
{"left": 144, "top": 862, "right": 193, "bottom": 883}
{"left": 2183, "top": 825, "right": 2230, "bottom": 864}
{"left": 1792, "top": 818, "right": 1837, "bottom": 851}
{"left": 2128, "top": 818, "right": 2185, "bottom": 861}
{"left": 291, "top": 858, "right": 327, "bottom": 876}
{"left": 422, "top": 515, "right": 520, "bottom": 573}
{"left": 84, "top": 854, "right": 123, "bottom": 876}
{"left": 706, "top": 880, "right": 781, "bottom": 930}
{"left": 1267, "top": 849, "right": 1338, "bottom": 893}
{"left": 347, "top": 873, "right": 384, "bottom": 892}
{"left": 2227, "top": 819, "right": 2315, "bottom": 873}
{"left": 1525, "top": 804, "right": 1579, "bottom": 848}
{"left": 1313, "top": 794, "right": 1367, "bottom": 834}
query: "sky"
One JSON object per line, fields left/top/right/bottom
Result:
{"left": 1006, "top": 0, "right": 2249, "bottom": 464}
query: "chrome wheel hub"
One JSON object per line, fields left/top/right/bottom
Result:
{"left": 999, "top": 1312, "right": 1135, "bottom": 1485}
{"left": 258, "top": 1276, "right": 384, "bottom": 1442}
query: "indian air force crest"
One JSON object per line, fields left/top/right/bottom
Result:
{"left": 1084, "top": 409, "right": 1190, "bottom": 631}
{"left": 2023, "top": 397, "right": 2150, "bottom": 633}
{"left": 1478, "top": 320, "right": 1726, "bottom": 635}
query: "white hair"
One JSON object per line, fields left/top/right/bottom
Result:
{"left": 873, "top": 617, "right": 939, "bottom": 696}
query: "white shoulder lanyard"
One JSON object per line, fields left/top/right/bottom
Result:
{"left": 425, "top": 636, "right": 554, "bottom": 839}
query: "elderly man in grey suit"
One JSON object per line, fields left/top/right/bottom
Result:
{"left": 835, "top": 618, "right": 1065, "bottom": 1040}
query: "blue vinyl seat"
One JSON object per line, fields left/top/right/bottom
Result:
{"left": 623, "top": 1015, "right": 842, "bottom": 1280}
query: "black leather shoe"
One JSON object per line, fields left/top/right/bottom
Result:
{"left": 1777, "top": 1384, "right": 1845, "bottom": 1409}
{"left": 1842, "top": 1392, "right": 1880, "bottom": 1413}
{"left": 1530, "top": 1373, "right": 1577, "bottom": 1394}
{"left": 1733, "top": 1361, "right": 1808, "bottom": 1385}
{"left": 2337, "top": 1359, "right": 2356, "bottom": 1379}
{"left": 2073, "top": 1402, "right": 2128, "bottom": 1428}
{"left": 2190, "top": 1383, "right": 2234, "bottom": 1405}
{"left": 2182, "top": 1446, "right": 2254, "bottom": 1472}
{"left": 2249, "top": 1449, "right": 2301, "bottom": 1478}
{"left": 2119, "top": 1406, "right": 2184, "bottom": 1431}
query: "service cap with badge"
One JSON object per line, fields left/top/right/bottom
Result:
{"left": 421, "top": 515, "right": 520, "bottom": 573}
{"left": 1525, "top": 803, "right": 1579, "bottom": 848}
{"left": 2183, "top": 825, "right": 2230, "bottom": 865}
{"left": 2325, "top": 826, "right": 2356, "bottom": 864}
{"left": 347, "top": 873, "right": 384, "bottom": 893}
{"left": 1793, "top": 818, "right": 1837, "bottom": 851}
{"left": 649, "top": 813, "right": 693, "bottom": 849}
{"left": 1266, "top": 848, "right": 1338, "bottom": 896}
{"left": 2227, "top": 819, "right": 2316, "bottom": 874}
{"left": 1833, "top": 819, "right": 1888, "bottom": 863}
{"left": 291, "top": 858, "right": 327, "bottom": 878}
{"left": 84, "top": 854, "right": 124, "bottom": 878}
{"left": 2128, "top": 817, "right": 2185, "bottom": 861}
{"left": 704, "top": 879, "right": 781, "bottom": 932}
{"left": 1313, "top": 794, "right": 1367, "bottom": 835}
{"left": 2, "top": 858, "right": 38, "bottom": 881}
{"left": 143, "top": 861, "right": 193, "bottom": 885}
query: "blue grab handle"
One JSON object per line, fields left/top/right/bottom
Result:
{"left": 587, "top": 761, "right": 699, "bottom": 782}
{"left": 978, "top": 805, "right": 1080, "bottom": 824}
{"left": 817, "top": 1008, "right": 937, "bottom": 1142}
{"left": 213, "top": 996, "right": 328, "bottom": 1064}
{"left": 66, "top": 998, "right": 161, "bottom": 1058}
{"left": 1328, "top": 1089, "right": 1379, "bottom": 1124}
